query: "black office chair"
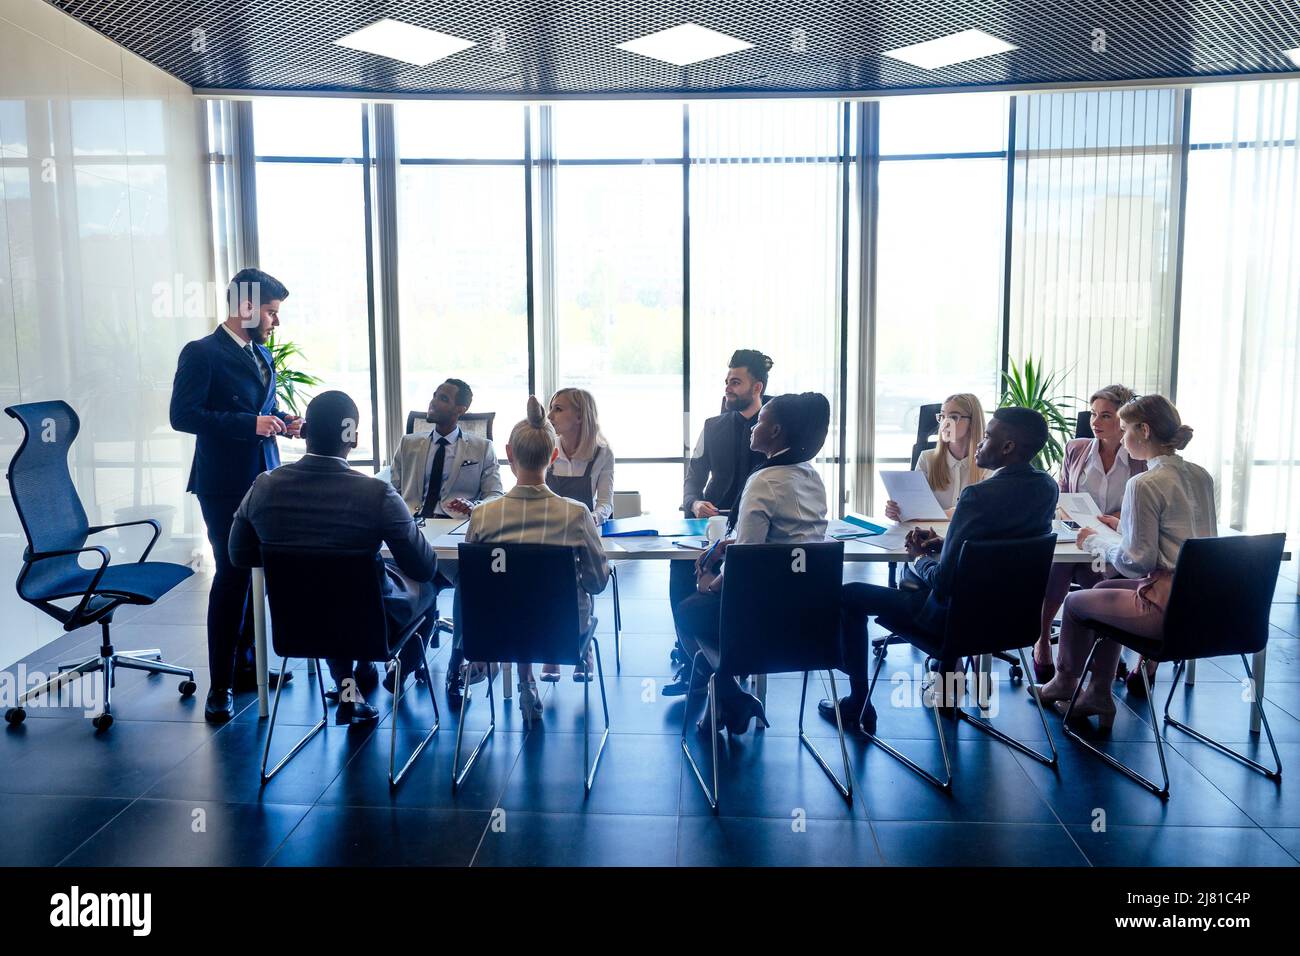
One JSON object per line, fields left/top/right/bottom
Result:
{"left": 680, "top": 542, "right": 853, "bottom": 813}
{"left": 1075, "top": 410, "right": 1093, "bottom": 439}
{"left": 3, "top": 401, "right": 196, "bottom": 730}
{"left": 259, "top": 547, "right": 438, "bottom": 787}
{"left": 405, "top": 409, "right": 495, "bottom": 441}
{"left": 452, "top": 543, "right": 610, "bottom": 794}
{"left": 864, "top": 534, "right": 1059, "bottom": 791}
{"left": 1062, "top": 533, "right": 1285, "bottom": 799}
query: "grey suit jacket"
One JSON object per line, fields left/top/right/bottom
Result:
{"left": 229, "top": 455, "right": 436, "bottom": 585}
{"left": 390, "top": 429, "right": 503, "bottom": 516}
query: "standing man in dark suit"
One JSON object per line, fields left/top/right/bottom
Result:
{"left": 818, "top": 406, "right": 1060, "bottom": 735}
{"left": 662, "top": 348, "right": 773, "bottom": 697}
{"left": 229, "top": 391, "right": 439, "bottom": 723}
{"left": 170, "top": 268, "right": 302, "bottom": 723}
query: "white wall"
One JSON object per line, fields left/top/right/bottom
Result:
{"left": 0, "top": 0, "right": 212, "bottom": 666}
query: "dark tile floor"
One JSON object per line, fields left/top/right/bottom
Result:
{"left": 2, "top": 560, "right": 1298, "bottom": 867}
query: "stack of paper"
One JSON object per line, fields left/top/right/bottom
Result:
{"left": 880, "top": 471, "right": 947, "bottom": 521}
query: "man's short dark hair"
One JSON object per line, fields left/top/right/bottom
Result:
{"left": 993, "top": 406, "right": 1049, "bottom": 460}
{"left": 728, "top": 349, "right": 773, "bottom": 387}
{"left": 444, "top": 378, "right": 473, "bottom": 408}
{"left": 304, "top": 390, "right": 359, "bottom": 457}
{"left": 226, "top": 268, "right": 289, "bottom": 315}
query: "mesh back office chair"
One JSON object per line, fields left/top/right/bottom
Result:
{"left": 680, "top": 542, "right": 853, "bottom": 813}
{"left": 259, "top": 546, "right": 438, "bottom": 787}
{"left": 864, "top": 535, "right": 1059, "bottom": 791}
{"left": 405, "top": 409, "right": 495, "bottom": 441}
{"left": 453, "top": 543, "right": 610, "bottom": 794}
{"left": 3, "top": 401, "right": 196, "bottom": 730}
{"left": 1062, "top": 533, "right": 1285, "bottom": 799}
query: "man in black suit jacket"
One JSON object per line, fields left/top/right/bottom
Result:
{"left": 820, "top": 407, "right": 1060, "bottom": 735}
{"left": 170, "top": 268, "right": 302, "bottom": 723}
{"left": 663, "top": 348, "right": 773, "bottom": 696}
{"left": 229, "top": 391, "right": 439, "bottom": 724}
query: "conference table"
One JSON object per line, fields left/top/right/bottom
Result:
{"left": 247, "top": 515, "right": 1285, "bottom": 733}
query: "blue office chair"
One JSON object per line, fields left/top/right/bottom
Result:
{"left": 4, "top": 401, "right": 196, "bottom": 730}
{"left": 1062, "top": 533, "right": 1285, "bottom": 799}
{"left": 259, "top": 546, "right": 438, "bottom": 787}
{"left": 864, "top": 534, "right": 1059, "bottom": 791}
{"left": 452, "top": 542, "right": 610, "bottom": 794}
{"left": 680, "top": 542, "right": 853, "bottom": 813}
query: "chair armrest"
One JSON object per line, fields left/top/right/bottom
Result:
{"left": 87, "top": 518, "right": 162, "bottom": 562}
{"left": 19, "top": 545, "right": 112, "bottom": 625}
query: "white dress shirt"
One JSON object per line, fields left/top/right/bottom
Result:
{"left": 1079, "top": 440, "right": 1136, "bottom": 517}
{"left": 734, "top": 459, "right": 829, "bottom": 546}
{"left": 551, "top": 442, "right": 615, "bottom": 524}
{"left": 1083, "top": 454, "right": 1217, "bottom": 578}
{"left": 422, "top": 425, "right": 461, "bottom": 515}
{"left": 916, "top": 446, "right": 976, "bottom": 511}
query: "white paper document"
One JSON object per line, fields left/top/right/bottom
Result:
{"left": 880, "top": 470, "right": 948, "bottom": 521}
{"left": 1057, "top": 493, "right": 1111, "bottom": 534}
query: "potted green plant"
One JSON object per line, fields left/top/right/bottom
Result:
{"left": 998, "top": 357, "right": 1077, "bottom": 473}
{"left": 266, "top": 334, "right": 321, "bottom": 416}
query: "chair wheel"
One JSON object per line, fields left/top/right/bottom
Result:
{"left": 5, "top": 707, "right": 24, "bottom": 725}
{"left": 1009, "top": 664, "right": 1024, "bottom": 682}
{"left": 91, "top": 713, "right": 113, "bottom": 731}
{"left": 179, "top": 679, "right": 197, "bottom": 696}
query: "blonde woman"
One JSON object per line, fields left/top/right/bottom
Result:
{"left": 884, "top": 393, "right": 989, "bottom": 521}
{"left": 541, "top": 388, "right": 615, "bottom": 682}
{"left": 465, "top": 397, "right": 610, "bottom": 725}
{"left": 1035, "top": 395, "right": 1214, "bottom": 728}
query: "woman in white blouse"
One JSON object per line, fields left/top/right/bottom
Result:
{"left": 543, "top": 387, "right": 614, "bottom": 681}
{"left": 1033, "top": 384, "right": 1146, "bottom": 682}
{"left": 884, "top": 393, "right": 989, "bottom": 520}
{"left": 1035, "top": 395, "right": 1216, "bottom": 729}
{"left": 675, "top": 392, "right": 831, "bottom": 734}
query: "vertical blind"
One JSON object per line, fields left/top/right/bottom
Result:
{"left": 1008, "top": 89, "right": 1183, "bottom": 406}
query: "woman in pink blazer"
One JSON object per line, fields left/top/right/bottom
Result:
{"left": 1033, "top": 385, "right": 1146, "bottom": 682}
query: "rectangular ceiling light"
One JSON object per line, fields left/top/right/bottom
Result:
{"left": 1286, "top": 47, "right": 1300, "bottom": 68}
{"left": 617, "top": 23, "right": 753, "bottom": 66}
{"left": 334, "top": 18, "right": 474, "bottom": 66}
{"left": 884, "top": 28, "right": 1017, "bottom": 70}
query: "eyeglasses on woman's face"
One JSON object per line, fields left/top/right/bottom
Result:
{"left": 936, "top": 412, "right": 972, "bottom": 424}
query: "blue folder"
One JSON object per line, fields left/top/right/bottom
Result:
{"left": 601, "top": 517, "right": 711, "bottom": 538}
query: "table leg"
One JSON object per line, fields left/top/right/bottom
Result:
{"left": 978, "top": 653, "right": 993, "bottom": 716}
{"left": 756, "top": 674, "right": 767, "bottom": 711}
{"left": 1185, "top": 658, "right": 1196, "bottom": 686}
{"left": 503, "top": 662, "right": 512, "bottom": 699}
{"left": 252, "top": 567, "right": 269, "bottom": 719}
{"left": 1251, "top": 647, "right": 1267, "bottom": 734}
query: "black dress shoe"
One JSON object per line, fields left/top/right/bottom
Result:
{"left": 336, "top": 699, "right": 379, "bottom": 724}
{"left": 818, "top": 697, "right": 877, "bottom": 735}
{"left": 661, "top": 677, "right": 691, "bottom": 697}
{"left": 354, "top": 661, "right": 379, "bottom": 692}
{"left": 445, "top": 671, "right": 465, "bottom": 705}
{"left": 204, "top": 689, "right": 235, "bottom": 724}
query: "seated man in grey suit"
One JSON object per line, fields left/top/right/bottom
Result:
{"left": 390, "top": 378, "right": 503, "bottom": 518}
{"left": 390, "top": 378, "right": 503, "bottom": 701}
{"left": 230, "top": 390, "right": 439, "bottom": 723}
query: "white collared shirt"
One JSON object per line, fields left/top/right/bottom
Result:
{"left": 1079, "top": 440, "right": 1135, "bottom": 516}
{"left": 734, "top": 460, "right": 828, "bottom": 546}
{"left": 303, "top": 452, "right": 348, "bottom": 464}
{"left": 1083, "top": 454, "right": 1217, "bottom": 578}
{"left": 916, "top": 446, "right": 975, "bottom": 511}
{"left": 551, "top": 443, "right": 615, "bottom": 524}
{"left": 422, "top": 426, "right": 461, "bottom": 514}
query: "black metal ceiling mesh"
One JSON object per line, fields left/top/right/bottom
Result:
{"left": 44, "top": 0, "right": 1300, "bottom": 97}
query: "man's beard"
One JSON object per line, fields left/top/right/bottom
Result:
{"left": 247, "top": 325, "right": 268, "bottom": 345}
{"left": 724, "top": 392, "right": 751, "bottom": 411}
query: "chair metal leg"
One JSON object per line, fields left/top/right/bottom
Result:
{"left": 956, "top": 647, "right": 1058, "bottom": 768}
{"left": 1160, "top": 657, "right": 1282, "bottom": 780}
{"left": 18, "top": 656, "right": 100, "bottom": 706}
{"left": 584, "top": 638, "right": 612, "bottom": 794}
{"left": 260, "top": 658, "right": 328, "bottom": 785}
{"left": 796, "top": 670, "right": 854, "bottom": 803}
{"left": 115, "top": 648, "right": 162, "bottom": 662}
{"left": 1062, "top": 639, "right": 1170, "bottom": 799}
{"left": 862, "top": 645, "right": 953, "bottom": 791}
{"left": 610, "top": 564, "right": 622, "bottom": 672}
{"left": 679, "top": 652, "right": 720, "bottom": 812}
{"left": 111, "top": 654, "right": 195, "bottom": 681}
{"left": 451, "top": 657, "right": 496, "bottom": 792}
{"left": 389, "top": 648, "right": 441, "bottom": 788}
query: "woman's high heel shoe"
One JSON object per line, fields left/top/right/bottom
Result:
{"left": 722, "top": 692, "right": 770, "bottom": 735}
{"left": 1028, "top": 681, "right": 1075, "bottom": 706}
{"left": 517, "top": 679, "right": 543, "bottom": 726}
{"left": 1054, "top": 697, "right": 1116, "bottom": 731}
{"left": 1125, "top": 658, "right": 1158, "bottom": 699}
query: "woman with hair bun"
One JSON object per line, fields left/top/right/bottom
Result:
{"left": 464, "top": 396, "right": 610, "bottom": 725}
{"left": 1035, "top": 395, "right": 1215, "bottom": 726}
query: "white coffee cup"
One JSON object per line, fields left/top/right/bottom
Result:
{"left": 706, "top": 515, "right": 729, "bottom": 542}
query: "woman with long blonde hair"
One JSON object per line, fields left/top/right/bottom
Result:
{"left": 884, "top": 392, "right": 989, "bottom": 520}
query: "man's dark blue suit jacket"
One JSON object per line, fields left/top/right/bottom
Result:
{"left": 170, "top": 328, "right": 290, "bottom": 497}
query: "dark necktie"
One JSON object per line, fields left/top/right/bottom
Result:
{"left": 419, "top": 437, "right": 450, "bottom": 518}
{"left": 244, "top": 343, "right": 268, "bottom": 387}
